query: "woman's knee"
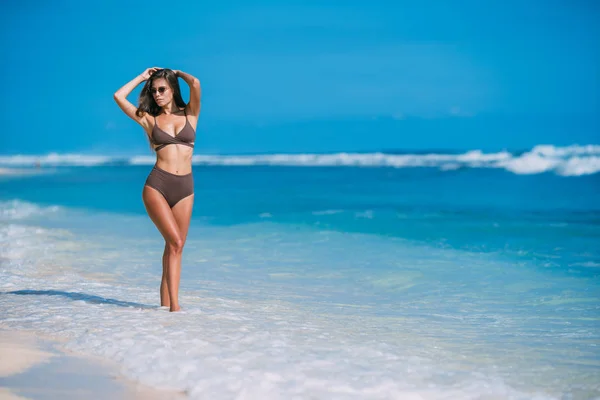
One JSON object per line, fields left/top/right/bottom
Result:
{"left": 167, "top": 237, "right": 184, "bottom": 254}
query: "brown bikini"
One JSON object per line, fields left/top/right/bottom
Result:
{"left": 144, "top": 110, "right": 195, "bottom": 208}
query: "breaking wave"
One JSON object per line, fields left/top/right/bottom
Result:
{"left": 0, "top": 145, "right": 598, "bottom": 176}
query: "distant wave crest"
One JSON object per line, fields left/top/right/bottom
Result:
{"left": 1, "top": 145, "right": 599, "bottom": 176}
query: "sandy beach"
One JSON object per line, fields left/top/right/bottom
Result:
{"left": 0, "top": 329, "right": 186, "bottom": 400}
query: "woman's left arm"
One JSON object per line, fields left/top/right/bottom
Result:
{"left": 175, "top": 70, "right": 201, "bottom": 116}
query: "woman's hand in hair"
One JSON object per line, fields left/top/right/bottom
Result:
{"left": 140, "top": 67, "right": 162, "bottom": 81}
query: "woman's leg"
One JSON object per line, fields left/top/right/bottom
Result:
{"left": 170, "top": 195, "right": 194, "bottom": 307}
{"left": 160, "top": 195, "right": 194, "bottom": 308}
{"left": 161, "top": 246, "right": 170, "bottom": 307}
{"left": 143, "top": 186, "right": 185, "bottom": 312}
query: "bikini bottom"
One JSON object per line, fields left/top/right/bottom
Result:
{"left": 144, "top": 165, "right": 194, "bottom": 208}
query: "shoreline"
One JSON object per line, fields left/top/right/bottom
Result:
{"left": 0, "top": 328, "right": 187, "bottom": 400}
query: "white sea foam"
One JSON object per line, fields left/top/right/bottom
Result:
{"left": 1, "top": 145, "right": 599, "bottom": 176}
{"left": 556, "top": 156, "right": 600, "bottom": 176}
{"left": 312, "top": 209, "right": 344, "bottom": 215}
{"left": 0, "top": 225, "right": 558, "bottom": 400}
{"left": 531, "top": 144, "right": 600, "bottom": 157}
{"left": 0, "top": 153, "right": 115, "bottom": 167}
{"left": 128, "top": 155, "right": 156, "bottom": 165}
{"left": 0, "top": 167, "right": 51, "bottom": 177}
{"left": 1, "top": 202, "right": 597, "bottom": 399}
{"left": 0, "top": 200, "right": 62, "bottom": 222}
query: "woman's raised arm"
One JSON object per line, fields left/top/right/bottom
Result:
{"left": 174, "top": 70, "right": 201, "bottom": 116}
{"left": 113, "top": 67, "right": 159, "bottom": 128}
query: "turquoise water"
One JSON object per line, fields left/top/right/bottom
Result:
{"left": 4, "top": 164, "right": 599, "bottom": 269}
{"left": 1, "top": 151, "right": 599, "bottom": 399}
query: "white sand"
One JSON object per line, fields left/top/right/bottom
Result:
{"left": 0, "top": 330, "right": 186, "bottom": 400}
{"left": 0, "top": 387, "right": 30, "bottom": 400}
{"left": 0, "top": 332, "right": 54, "bottom": 377}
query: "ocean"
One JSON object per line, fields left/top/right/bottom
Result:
{"left": 1, "top": 144, "right": 599, "bottom": 399}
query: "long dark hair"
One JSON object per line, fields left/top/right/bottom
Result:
{"left": 136, "top": 68, "right": 186, "bottom": 117}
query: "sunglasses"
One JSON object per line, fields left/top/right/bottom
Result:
{"left": 149, "top": 86, "right": 168, "bottom": 95}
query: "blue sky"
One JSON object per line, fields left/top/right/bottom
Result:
{"left": 2, "top": 0, "right": 598, "bottom": 154}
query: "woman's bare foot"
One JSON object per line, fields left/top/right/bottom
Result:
{"left": 170, "top": 306, "right": 181, "bottom": 312}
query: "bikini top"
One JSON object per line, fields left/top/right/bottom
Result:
{"left": 151, "top": 110, "right": 196, "bottom": 152}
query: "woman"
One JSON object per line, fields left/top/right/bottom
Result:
{"left": 114, "top": 67, "right": 201, "bottom": 312}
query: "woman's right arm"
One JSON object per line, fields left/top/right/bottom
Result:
{"left": 113, "top": 68, "right": 157, "bottom": 129}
